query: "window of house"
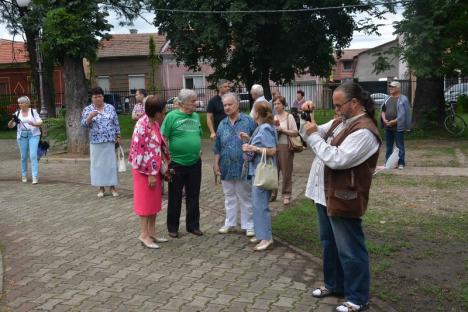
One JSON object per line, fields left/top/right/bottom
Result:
{"left": 0, "top": 82, "right": 8, "bottom": 95}
{"left": 128, "top": 75, "right": 145, "bottom": 94}
{"left": 184, "top": 75, "right": 205, "bottom": 91}
{"left": 97, "top": 76, "right": 110, "bottom": 91}
{"left": 342, "top": 60, "right": 353, "bottom": 71}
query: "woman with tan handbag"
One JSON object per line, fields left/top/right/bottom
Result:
{"left": 272, "top": 96, "right": 299, "bottom": 205}
{"left": 240, "top": 101, "right": 277, "bottom": 251}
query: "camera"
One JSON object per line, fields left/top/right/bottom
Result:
{"left": 12, "top": 112, "right": 21, "bottom": 124}
{"left": 300, "top": 110, "right": 313, "bottom": 122}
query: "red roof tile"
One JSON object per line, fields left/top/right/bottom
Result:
{"left": 337, "top": 49, "right": 367, "bottom": 60}
{"left": 0, "top": 39, "right": 29, "bottom": 64}
{"left": 97, "top": 33, "right": 167, "bottom": 58}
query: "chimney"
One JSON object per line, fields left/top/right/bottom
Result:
{"left": 129, "top": 29, "right": 138, "bottom": 34}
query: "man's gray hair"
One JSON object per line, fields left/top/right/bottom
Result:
{"left": 250, "top": 84, "right": 264, "bottom": 96}
{"left": 17, "top": 96, "right": 31, "bottom": 105}
{"left": 221, "top": 92, "right": 239, "bottom": 104}
{"left": 217, "top": 79, "right": 229, "bottom": 89}
{"left": 178, "top": 89, "right": 197, "bottom": 104}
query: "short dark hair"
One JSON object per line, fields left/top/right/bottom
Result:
{"left": 90, "top": 87, "right": 104, "bottom": 96}
{"left": 297, "top": 90, "right": 304, "bottom": 97}
{"left": 145, "top": 95, "right": 166, "bottom": 118}
{"left": 136, "top": 89, "right": 147, "bottom": 97}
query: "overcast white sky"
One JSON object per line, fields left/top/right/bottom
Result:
{"left": 0, "top": 10, "right": 401, "bottom": 50}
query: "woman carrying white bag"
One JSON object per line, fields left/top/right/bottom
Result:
{"left": 240, "top": 101, "right": 278, "bottom": 251}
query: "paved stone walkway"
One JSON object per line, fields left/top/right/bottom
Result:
{"left": 0, "top": 139, "right": 407, "bottom": 311}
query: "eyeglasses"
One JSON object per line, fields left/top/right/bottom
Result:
{"left": 334, "top": 99, "right": 352, "bottom": 109}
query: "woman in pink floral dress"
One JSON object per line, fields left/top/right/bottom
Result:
{"left": 128, "top": 95, "right": 170, "bottom": 249}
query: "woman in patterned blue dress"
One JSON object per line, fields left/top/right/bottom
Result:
{"left": 81, "top": 87, "right": 121, "bottom": 198}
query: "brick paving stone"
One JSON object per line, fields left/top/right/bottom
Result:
{"left": 0, "top": 139, "right": 394, "bottom": 312}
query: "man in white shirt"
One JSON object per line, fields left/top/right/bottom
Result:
{"left": 249, "top": 84, "right": 267, "bottom": 118}
{"left": 301, "top": 83, "right": 381, "bottom": 312}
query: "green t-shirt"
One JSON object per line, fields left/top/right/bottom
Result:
{"left": 161, "top": 109, "right": 202, "bottom": 166}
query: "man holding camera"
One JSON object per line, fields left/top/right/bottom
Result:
{"left": 302, "top": 83, "right": 381, "bottom": 312}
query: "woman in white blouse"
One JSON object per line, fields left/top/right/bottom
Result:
{"left": 7, "top": 96, "right": 43, "bottom": 184}
{"left": 272, "top": 96, "right": 298, "bottom": 205}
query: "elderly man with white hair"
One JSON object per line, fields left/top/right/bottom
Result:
{"left": 161, "top": 89, "right": 204, "bottom": 238}
{"left": 214, "top": 92, "right": 256, "bottom": 237}
{"left": 249, "top": 84, "right": 267, "bottom": 118}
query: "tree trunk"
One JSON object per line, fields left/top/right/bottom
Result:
{"left": 261, "top": 74, "right": 271, "bottom": 101}
{"left": 64, "top": 56, "right": 89, "bottom": 154}
{"left": 44, "top": 58, "right": 56, "bottom": 117}
{"left": 412, "top": 76, "right": 445, "bottom": 130}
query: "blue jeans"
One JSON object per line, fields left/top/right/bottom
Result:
{"left": 385, "top": 129, "right": 405, "bottom": 166}
{"left": 316, "top": 204, "right": 344, "bottom": 294}
{"left": 17, "top": 131, "right": 40, "bottom": 178}
{"left": 329, "top": 215, "right": 370, "bottom": 305}
{"left": 251, "top": 183, "right": 272, "bottom": 240}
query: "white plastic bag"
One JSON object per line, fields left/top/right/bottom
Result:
{"left": 385, "top": 147, "right": 399, "bottom": 169}
{"left": 117, "top": 145, "right": 127, "bottom": 173}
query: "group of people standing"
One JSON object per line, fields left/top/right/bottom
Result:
{"left": 8, "top": 77, "right": 411, "bottom": 311}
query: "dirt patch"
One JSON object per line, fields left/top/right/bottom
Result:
{"left": 367, "top": 174, "right": 468, "bottom": 310}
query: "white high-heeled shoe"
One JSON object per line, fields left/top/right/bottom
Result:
{"left": 254, "top": 240, "right": 273, "bottom": 251}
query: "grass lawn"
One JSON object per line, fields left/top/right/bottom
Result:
{"left": 273, "top": 174, "right": 468, "bottom": 311}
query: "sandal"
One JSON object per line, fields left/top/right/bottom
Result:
{"left": 336, "top": 301, "right": 369, "bottom": 312}
{"left": 312, "top": 286, "right": 332, "bottom": 298}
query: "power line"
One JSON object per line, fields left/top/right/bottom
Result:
{"left": 151, "top": 1, "right": 407, "bottom": 14}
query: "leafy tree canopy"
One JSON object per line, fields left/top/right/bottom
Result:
{"left": 394, "top": 0, "right": 468, "bottom": 78}
{"left": 150, "top": 0, "right": 392, "bottom": 88}
{"left": 40, "top": 0, "right": 144, "bottom": 62}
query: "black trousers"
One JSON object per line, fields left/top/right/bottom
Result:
{"left": 167, "top": 159, "right": 202, "bottom": 233}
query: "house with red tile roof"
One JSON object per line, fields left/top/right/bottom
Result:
{"left": 93, "top": 33, "right": 167, "bottom": 91}
{"left": 0, "top": 39, "right": 64, "bottom": 114}
{"left": 329, "top": 49, "right": 367, "bottom": 83}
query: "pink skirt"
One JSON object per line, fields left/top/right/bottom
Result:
{"left": 132, "top": 169, "right": 162, "bottom": 216}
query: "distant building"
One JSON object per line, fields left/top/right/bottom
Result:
{"left": 330, "top": 49, "right": 367, "bottom": 83}
{"left": 353, "top": 39, "right": 409, "bottom": 81}
{"left": 93, "top": 33, "right": 167, "bottom": 92}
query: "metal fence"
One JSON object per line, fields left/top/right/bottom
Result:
{"left": 1, "top": 80, "right": 422, "bottom": 117}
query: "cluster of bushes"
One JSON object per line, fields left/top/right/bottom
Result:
{"left": 456, "top": 95, "right": 468, "bottom": 113}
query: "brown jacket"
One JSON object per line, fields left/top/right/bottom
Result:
{"left": 324, "top": 116, "right": 381, "bottom": 218}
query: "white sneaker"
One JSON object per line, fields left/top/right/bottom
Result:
{"left": 21, "top": 176, "right": 27, "bottom": 183}
{"left": 336, "top": 301, "right": 369, "bottom": 312}
{"left": 398, "top": 165, "right": 404, "bottom": 170}
{"left": 218, "top": 226, "right": 233, "bottom": 234}
{"left": 249, "top": 237, "right": 259, "bottom": 243}
{"left": 246, "top": 229, "right": 255, "bottom": 237}
{"left": 32, "top": 177, "right": 38, "bottom": 184}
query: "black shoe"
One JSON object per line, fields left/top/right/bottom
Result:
{"left": 168, "top": 232, "right": 179, "bottom": 238}
{"left": 188, "top": 229, "right": 203, "bottom": 236}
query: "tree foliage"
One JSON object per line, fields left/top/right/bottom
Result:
{"left": 150, "top": 0, "right": 391, "bottom": 95}
{"left": 148, "top": 35, "right": 161, "bottom": 93}
{"left": 394, "top": 0, "right": 468, "bottom": 78}
{"left": 392, "top": 0, "right": 468, "bottom": 130}
{"left": 38, "top": 0, "right": 143, "bottom": 153}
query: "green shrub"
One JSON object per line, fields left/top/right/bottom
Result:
{"left": 456, "top": 95, "right": 468, "bottom": 113}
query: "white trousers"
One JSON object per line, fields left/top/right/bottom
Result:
{"left": 221, "top": 180, "right": 254, "bottom": 230}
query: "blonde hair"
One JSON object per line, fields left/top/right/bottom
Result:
{"left": 17, "top": 96, "right": 31, "bottom": 105}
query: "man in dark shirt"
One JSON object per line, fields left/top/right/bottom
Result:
{"left": 207, "top": 79, "right": 230, "bottom": 140}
